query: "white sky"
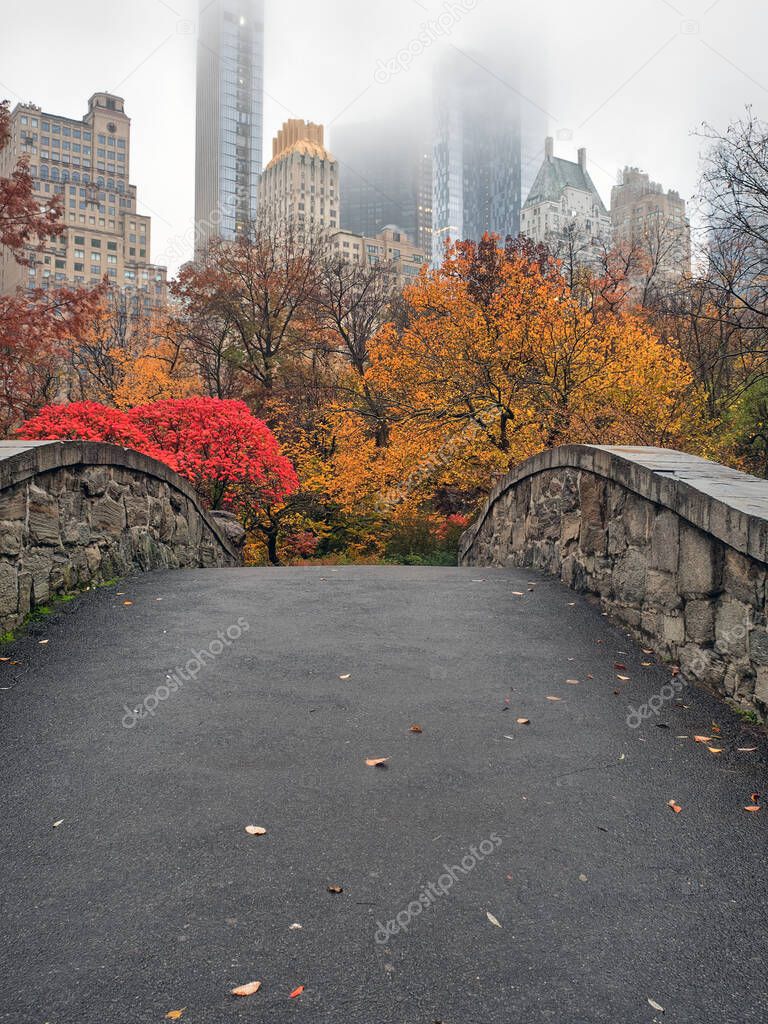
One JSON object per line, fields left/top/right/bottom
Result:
{"left": 2, "top": 0, "right": 766, "bottom": 275}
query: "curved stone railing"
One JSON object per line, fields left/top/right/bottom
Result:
{"left": 0, "top": 440, "right": 244, "bottom": 632}
{"left": 460, "top": 445, "right": 768, "bottom": 716}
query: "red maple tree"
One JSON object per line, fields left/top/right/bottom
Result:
{"left": 18, "top": 397, "right": 299, "bottom": 515}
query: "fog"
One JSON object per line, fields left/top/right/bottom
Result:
{"left": 2, "top": 0, "right": 766, "bottom": 274}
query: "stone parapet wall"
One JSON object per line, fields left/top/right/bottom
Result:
{"left": 459, "top": 446, "right": 768, "bottom": 717}
{"left": 0, "top": 441, "right": 243, "bottom": 632}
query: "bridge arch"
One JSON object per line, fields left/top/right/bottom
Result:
{"left": 0, "top": 440, "right": 243, "bottom": 632}
{"left": 460, "top": 445, "right": 768, "bottom": 716}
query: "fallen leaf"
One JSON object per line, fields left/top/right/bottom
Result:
{"left": 52, "top": 819, "right": 64, "bottom": 828}
{"left": 366, "top": 757, "right": 389, "bottom": 767}
{"left": 751, "top": 792, "right": 760, "bottom": 802}
{"left": 744, "top": 805, "right": 761, "bottom": 813}
{"left": 166, "top": 1011, "right": 186, "bottom": 1020}
{"left": 671, "top": 666, "right": 681, "bottom": 677}
{"left": 327, "top": 885, "right": 343, "bottom": 894}
{"left": 693, "top": 736, "right": 712, "bottom": 744}
{"left": 641, "top": 661, "right": 653, "bottom": 667}
{"left": 503, "top": 735, "right": 515, "bottom": 740}
{"left": 648, "top": 997, "right": 665, "bottom": 1012}
{"left": 123, "top": 600, "right": 133, "bottom": 607}
{"left": 486, "top": 911, "right": 502, "bottom": 928}
{"left": 738, "top": 747, "right": 758, "bottom": 752}
{"left": 667, "top": 800, "right": 682, "bottom": 814}
{"left": 289, "top": 922, "right": 303, "bottom": 930}
{"left": 614, "top": 663, "right": 627, "bottom": 671}
{"left": 516, "top": 717, "right": 530, "bottom": 725}
{"left": 231, "top": 981, "right": 261, "bottom": 997}
{"left": 289, "top": 985, "right": 305, "bottom": 999}
{"left": 565, "top": 678, "right": 580, "bottom": 685}
{"left": 245, "top": 826, "right": 267, "bottom": 836}
{"left": 545, "top": 696, "right": 562, "bottom": 702}
{"left": 616, "top": 675, "right": 630, "bottom": 682}
{"left": 38, "top": 639, "right": 49, "bottom": 645}
{"left": 339, "top": 674, "right": 351, "bottom": 680}
{"left": 707, "top": 747, "right": 723, "bottom": 754}
{"left": 511, "top": 591, "right": 525, "bottom": 596}
{"left": 578, "top": 873, "right": 588, "bottom": 883}
{"left": 643, "top": 648, "right": 654, "bottom": 655}
{"left": 586, "top": 673, "right": 594, "bottom": 681}
{"left": 409, "top": 724, "right": 423, "bottom": 734}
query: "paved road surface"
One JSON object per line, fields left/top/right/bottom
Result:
{"left": 1, "top": 567, "right": 768, "bottom": 1023}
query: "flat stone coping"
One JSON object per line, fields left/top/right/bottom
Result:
{"left": 0, "top": 440, "right": 239, "bottom": 562}
{"left": 459, "top": 445, "right": 768, "bottom": 566}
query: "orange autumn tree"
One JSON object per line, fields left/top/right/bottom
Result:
{"left": 346, "top": 236, "right": 706, "bottom": 520}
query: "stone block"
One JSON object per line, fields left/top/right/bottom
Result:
{"left": 578, "top": 473, "right": 607, "bottom": 554}
{"left": 649, "top": 510, "right": 679, "bottom": 573}
{"left": 623, "top": 493, "right": 652, "bottom": 545}
{"left": 82, "top": 467, "right": 109, "bottom": 497}
{"left": 714, "top": 598, "right": 751, "bottom": 659}
{"left": 28, "top": 485, "right": 60, "bottom": 546}
{"left": 612, "top": 547, "right": 647, "bottom": 605}
{"left": 723, "top": 549, "right": 764, "bottom": 607}
{"left": 749, "top": 627, "right": 768, "bottom": 667}
{"left": 91, "top": 495, "right": 126, "bottom": 536}
{"left": 0, "top": 561, "right": 18, "bottom": 619}
{"left": 0, "top": 485, "right": 26, "bottom": 521}
{"left": 678, "top": 524, "right": 722, "bottom": 597}
{"left": 645, "top": 569, "right": 681, "bottom": 612}
{"left": 662, "top": 613, "right": 685, "bottom": 648}
{"left": 755, "top": 667, "right": 768, "bottom": 706}
{"left": 125, "top": 495, "right": 150, "bottom": 528}
{"left": 684, "top": 599, "right": 715, "bottom": 645}
{"left": 0, "top": 520, "right": 23, "bottom": 557}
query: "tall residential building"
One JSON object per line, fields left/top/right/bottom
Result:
{"left": 331, "top": 225, "right": 429, "bottom": 289}
{"left": 331, "top": 113, "right": 433, "bottom": 253}
{"left": 611, "top": 167, "right": 691, "bottom": 285}
{"left": 0, "top": 93, "right": 167, "bottom": 311}
{"left": 520, "top": 137, "right": 611, "bottom": 267}
{"left": 258, "top": 120, "right": 339, "bottom": 234}
{"left": 195, "top": 0, "right": 265, "bottom": 253}
{"left": 432, "top": 54, "right": 523, "bottom": 265}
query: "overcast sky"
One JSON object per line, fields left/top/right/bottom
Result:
{"left": 1, "top": 0, "right": 766, "bottom": 274}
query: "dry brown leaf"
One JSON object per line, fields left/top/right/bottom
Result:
{"left": 289, "top": 985, "right": 305, "bottom": 999}
{"left": 744, "top": 805, "right": 762, "bottom": 813}
{"left": 707, "top": 747, "right": 723, "bottom": 754}
{"left": 614, "top": 663, "right": 627, "bottom": 670}
{"left": 339, "top": 674, "right": 351, "bottom": 680}
{"left": 511, "top": 591, "right": 525, "bottom": 596}
{"left": 545, "top": 696, "right": 562, "bottom": 702}
{"left": 327, "top": 885, "right": 343, "bottom": 893}
{"left": 52, "top": 819, "right": 64, "bottom": 828}
{"left": 365, "top": 757, "right": 389, "bottom": 767}
{"left": 693, "top": 736, "right": 712, "bottom": 743}
{"left": 165, "top": 1010, "right": 186, "bottom": 1020}
{"left": 123, "top": 600, "right": 133, "bottom": 607}
{"left": 667, "top": 800, "right": 682, "bottom": 814}
{"left": 245, "top": 825, "right": 267, "bottom": 836}
{"left": 38, "top": 639, "right": 49, "bottom": 645}
{"left": 409, "top": 724, "right": 423, "bottom": 734}
{"left": 738, "top": 747, "right": 758, "bottom": 752}
{"left": 752, "top": 792, "right": 760, "bottom": 802}
{"left": 565, "top": 679, "right": 580, "bottom": 685}
{"left": 648, "top": 998, "right": 665, "bottom": 1012}
{"left": 231, "top": 981, "right": 262, "bottom": 997}
{"left": 486, "top": 911, "right": 502, "bottom": 928}
{"left": 641, "top": 661, "right": 653, "bottom": 667}
{"left": 616, "top": 675, "right": 630, "bottom": 682}
{"left": 642, "top": 648, "right": 654, "bottom": 655}
{"left": 516, "top": 718, "right": 530, "bottom": 725}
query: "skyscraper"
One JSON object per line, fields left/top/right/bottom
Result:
{"left": 195, "top": 0, "right": 265, "bottom": 255}
{"left": 259, "top": 120, "right": 339, "bottom": 235}
{"left": 331, "top": 112, "right": 433, "bottom": 253}
{"left": 431, "top": 53, "right": 523, "bottom": 264}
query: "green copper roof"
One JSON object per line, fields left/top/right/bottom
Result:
{"left": 523, "top": 156, "right": 608, "bottom": 214}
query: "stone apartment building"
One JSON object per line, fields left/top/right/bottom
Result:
{"left": 610, "top": 166, "right": 691, "bottom": 286}
{"left": 521, "top": 137, "right": 612, "bottom": 268}
{"left": 330, "top": 225, "right": 428, "bottom": 289}
{"left": 0, "top": 93, "right": 168, "bottom": 311}
{"left": 258, "top": 120, "right": 340, "bottom": 234}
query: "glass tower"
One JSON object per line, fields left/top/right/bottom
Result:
{"left": 432, "top": 55, "right": 523, "bottom": 265}
{"left": 195, "top": 0, "right": 265, "bottom": 255}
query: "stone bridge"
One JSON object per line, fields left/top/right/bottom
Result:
{"left": 0, "top": 440, "right": 243, "bottom": 632}
{"left": 3, "top": 443, "right": 768, "bottom": 1021}
{"left": 460, "top": 444, "right": 768, "bottom": 718}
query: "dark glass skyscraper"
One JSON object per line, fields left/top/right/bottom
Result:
{"left": 330, "top": 113, "right": 433, "bottom": 253}
{"left": 195, "top": 0, "right": 264, "bottom": 254}
{"left": 432, "top": 53, "right": 523, "bottom": 264}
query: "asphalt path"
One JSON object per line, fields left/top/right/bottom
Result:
{"left": 1, "top": 566, "right": 767, "bottom": 1023}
